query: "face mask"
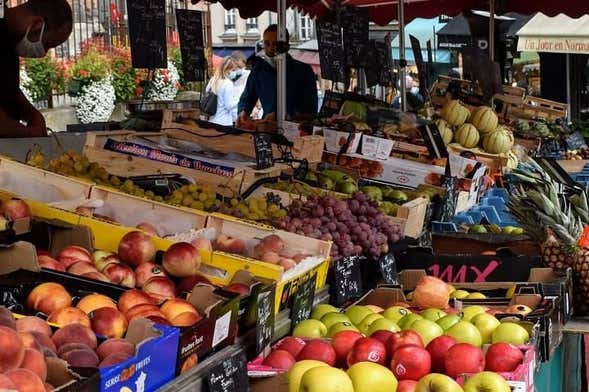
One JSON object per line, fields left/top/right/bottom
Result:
{"left": 228, "top": 70, "right": 239, "bottom": 80}
{"left": 16, "top": 22, "right": 47, "bottom": 58}
{"left": 411, "top": 86, "right": 420, "bottom": 95}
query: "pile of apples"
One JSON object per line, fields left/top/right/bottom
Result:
{"left": 0, "top": 306, "right": 138, "bottom": 391}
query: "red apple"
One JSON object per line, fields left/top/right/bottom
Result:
{"left": 67, "top": 261, "right": 98, "bottom": 276}
{"left": 347, "top": 337, "right": 387, "bottom": 367}
{"left": 426, "top": 335, "right": 457, "bottom": 373}
{"left": 162, "top": 242, "right": 201, "bottom": 278}
{"left": 177, "top": 275, "right": 212, "bottom": 292}
{"left": 296, "top": 340, "right": 336, "bottom": 366}
{"left": 103, "top": 263, "right": 136, "bottom": 288}
{"left": 95, "top": 254, "right": 122, "bottom": 272}
{"left": 134, "top": 262, "right": 167, "bottom": 288}
{"left": 136, "top": 222, "right": 158, "bottom": 236}
{"left": 1, "top": 198, "right": 32, "bottom": 220}
{"left": 261, "top": 349, "right": 296, "bottom": 370}
{"left": 396, "top": 380, "right": 418, "bottom": 392}
{"left": 370, "top": 330, "right": 395, "bottom": 346}
{"left": 37, "top": 255, "right": 65, "bottom": 272}
{"left": 117, "top": 231, "right": 156, "bottom": 268}
{"left": 485, "top": 343, "right": 524, "bottom": 373}
{"left": 331, "top": 330, "right": 363, "bottom": 366}
{"left": 390, "top": 345, "right": 431, "bottom": 381}
{"left": 225, "top": 283, "right": 250, "bottom": 296}
{"left": 444, "top": 343, "right": 485, "bottom": 378}
{"left": 142, "top": 277, "right": 176, "bottom": 304}
{"left": 274, "top": 337, "right": 306, "bottom": 358}
{"left": 214, "top": 234, "right": 246, "bottom": 255}
{"left": 57, "top": 246, "right": 94, "bottom": 269}
{"left": 387, "top": 330, "right": 424, "bottom": 356}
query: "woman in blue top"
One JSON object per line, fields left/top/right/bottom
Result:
{"left": 207, "top": 57, "right": 240, "bottom": 126}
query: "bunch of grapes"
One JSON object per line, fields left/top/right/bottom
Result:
{"left": 165, "top": 183, "right": 220, "bottom": 211}
{"left": 217, "top": 196, "right": 287, "bottom": 222}
{"left": 276, "top": 192, "right": 402, "bottom": 260}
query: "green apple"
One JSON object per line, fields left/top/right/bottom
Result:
{"left": 321, "top": 312, "right": 351, "bottom": 329}
{"left": 311, "top": 304, "right": 339, "bottom": 320}
{"left": 383, "top": 306, "right": 411, "bottom": 323}
{"left": 292, "top": 319, "right": 327, "bottom": 338}
{"left": 471, "top": 313, "right": 500, "bottom": 344}
{"left": 492, "top": 322, "right": 530, "bottom": 345}
{"left": 461, "top": 305, "right": 487, "bottom": 322}
{"left": 463, "top": 371, "right": 511, "bottom": 392}
{"left": 347, "top": 362, "right": 398, "bottom": 392}
{"left": 410, "top": 319, "right": 444, "bottom": 345}
{"left": 345, "top": 305, "right": 374, "bottom": 325}
{"left": 357, "top": 313, "right": 384, "bottom": 334}
{"left": 398, "top": 313, "right": 424, "bottom": 330}
{"left": 421, "top": 308, "right": 447, "bottom": 321}
{"left": 415, "top": 373, "right": 463, "bottom": 392}
{"left": 436, "top": 314, "right": 462, "bottom": 330}
{"left": 327, "top": 321, "right": 360, "bottom": 337}
{"left": 299, "top": 366, "right": 354, "bottom": 392}
{"left": 367, "top": 318, "right": 400, "bottom": 336}
{"left": 445, "top": 321, "right": 483, "bottom": 347}
{"left": 287, "top": 360, "right": 329, "bottom": 392}
{"left": 465, "top": 292, "right": 486, "bottom": 299}
{"left": 449, "top": 290, "right": 470, "bottom": 299}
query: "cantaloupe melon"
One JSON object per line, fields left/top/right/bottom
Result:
{"left": 434, "top": 119, "right": 453, "bottom": 145}
{"left": 482, "top": 127, "right": 514, "bottom": 154}
{"left": 440, "top": 100, "right": 470, "bottom": 127}
{"left": 471, "top": 106, "right": 498, "bottom": 134}
{"left": 454, "top": 123, "right": 480, "bottom": 148}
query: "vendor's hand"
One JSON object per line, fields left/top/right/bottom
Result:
{"left": 263, "top": 112, "right": 276, "bottom": 121}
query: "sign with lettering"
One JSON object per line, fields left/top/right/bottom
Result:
{"left": 379, "top": 253, "right": 399, "bottom": 285}
{"left": 565, "top": 131, "right": 587, "bottom": 150}
{"left": 206, "top": 348, "right": 248, "bottom": 392}
{"left": 333, "top": 256, "right": 362, "bottom": 305}
{"left": 291, "top": 274, "right": 317, "bottom": 328}
{"left": 517, "top": 37, "right": 589, "bottom": 55}
{"left": 316, "top": 20, "right": 345, "bottom": 82}
{"left": 253, "top": 133, "right": 274, "bottom": 170}
{"left": 255, "top": 288, "right": 275, "bottom": 355}
{"left": 342, "top": 7, "right": 370, "bottom": 68}
{"left": 176, "top": 10, "right": 206, "bottom": 81}
{"left": 126, "top": 0, "right": 167, "bottom": 69}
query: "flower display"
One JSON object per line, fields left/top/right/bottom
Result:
{"left": 75, "top": 77, "right": 116, "bottom": 124}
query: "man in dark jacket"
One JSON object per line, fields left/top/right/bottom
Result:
{"left": 238, "top": 25, "right": 318, "bottom": 121}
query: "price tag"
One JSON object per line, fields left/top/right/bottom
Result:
{"left": 291, "top": 274, "right": 317, "bottom": 328}
{"left": 333, "top": 256, "right": 363, "bottom": 306}
{"left": 255, "top": 287, "right": 275, "bottom": 355}
{"left": 378, "top": 253, "right": 399, "bottom": 285}
{"left": 253, "top": 133, "right": 274, "bottom": 170}
{"left": 565, "top": 131, "right": 587, "bottom": 151}
{"left": 212, "top": 311, "right": 232, "bottom": 348}
{"left": 317, "top": 20, "right": 345, "bottom": 82}
{"left": 126, "top": 0, "right": 167, "bottom": 69}
{"left": 176, "top": 10, "right": 206, "bottom": 82}
{"left": 206, "top": 348, "right": 248, "bottom": 392}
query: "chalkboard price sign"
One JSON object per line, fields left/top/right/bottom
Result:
{"left": 316, "top": 20, "right": 345, "bottom": 82}
{"left": 255, "top": 287, "right": 275, "bottom": 355}
{"left": 333, "top": 256, "right": 362, "bottom": 305}
{"left": 565, "top": 131, "right": 587, "bottom": 150}
{"left": 253, "top": 133, "right": 275, "bottom": 170}
{"left": 176, "top": 10, "right": 206, "bottom": 82}
{"left": 291, "top": 274, "right": 317, "bottom": 328}
{"left": 342, "top": 7, "right": 370, "bottom": 68}
{"left": 379, "top": 253, "right": 399, "bottom": 285}
{"left": 319, "top": 90, "right": 345, "bottom": 118}
{"left": 206, "top": 348, "right": 248, "bottom": 392}
{"left": 126, "top": 0, "right": 167, "bottom": 69}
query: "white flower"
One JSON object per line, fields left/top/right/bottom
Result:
{"left": 145, "top": 60, "right": 180, "bottom": 101}
{"left": 75, "top": 77, "right": 116, "bottom": 124}
{"left": 20, "top": 67, "right": 34, "bottom": 103}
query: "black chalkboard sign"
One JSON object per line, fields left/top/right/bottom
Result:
{"left": 319, "top": 90, "right": 345, "bottom": 118}
{"left": 316, "top": 20, "right": 345, "bottom": 82}
{"left": 291, "top": 274, "right": 317, "bottom": 328}
{"left": 342, "top": 7, "right": 370, "bottom": 68}
{"left": 176, "top": 9, "right": 206, "bottom": 82}
{"left": 255, "top": 287, "right": 275, "bottom": 355}
{"left": 126, "top": 0, "right": 167, "bottom": 69}
{"left": 253, "top": 133, "right": 274, "bottom": 170}
{"left": 333, "top": 256, "right": 362, "bottom": 306}
{"left": 206, "top": 348, "right": 248, "bottom": 392}
{"left": 379, "top": 253, "right": 399, "bottom": 285}
{"left": 419, "top": 122, "right": 448, "bottom": 159}
{"left": 565, "top": 131, "right": 587, "bottom": 150}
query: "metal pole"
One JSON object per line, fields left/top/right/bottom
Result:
{"left": 276, "top": 0, "right": 287, "bottom": 127}
{"left": 398, "top": 0, "right": 406, "bottom": 111}
{"left": 489, "top": 0, "right": 495, "bottom": 61}
{"left": 566, "top": 53, "right": 571, "bottom": 121}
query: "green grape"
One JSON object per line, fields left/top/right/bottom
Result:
{"left": 213, "top": 199, "right": 222, "bottom": 207}
{"left": 145, "top": 190, "right": 155, "bottom": 198}
{"left": 230, "top": 198, "right": 239, "bottom": 207}
{"left": 182, "top": 195, "right": 194, "bottom": 206}
{"left": 154, "top": 196, "right": 164, "bottom": 202}
{"left": 187, "top": 184, "right": 198, "bottom": 193}
{"left": 198, "top": 193, "right": 208, "bottom": 202}
{"left": 191, "top": 201, "right": 205, "bottom": 210}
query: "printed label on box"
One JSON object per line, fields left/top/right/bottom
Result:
{"left": 212, "top": 311, "right": 232, "bottom": 347}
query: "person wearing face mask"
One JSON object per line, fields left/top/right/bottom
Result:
{"left": 237, "top": 25, "right": 317, "bottom": 124}
{"left": 206, "top": 56, "right": 240, "bottom": 126}
{"left": 0, "top": 0, "right": 72, "bottom": 138}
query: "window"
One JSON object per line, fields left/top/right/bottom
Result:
{"left": 246, "top": 17, "right": 258, "bottom": 32}
{"left": 299, "top": 15, "right": 313, "bottom": 41}
{"left": 224, "top": 8, "right": 236, "bottom": 31}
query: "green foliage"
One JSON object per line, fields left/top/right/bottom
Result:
{"left": 23, "top": 57, "right": 66, "bottom": 102}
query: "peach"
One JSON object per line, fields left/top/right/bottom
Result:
{"left": 96, "top": 338, "right": 135, "bottom": 361}
{"left": 214, "top": 234, "right": 246, "bottom": 255}
{"left": 162, "top": 242, "right": 201, "bottom": 278}
{"left": 37, "top": 255, "right": 66, "bottom": 272}
{"left": 135, "top": 262, "right": 167, "bottom": 288}
{"left": 42, "top": 348, "right": 57, "bottom": 359}
{"left": 81, "top": 271, "right": 111, "bottom": 282}
{"left": 292, "top": 253, "right": 311, "bottom": 264}
{"left": 1, "top": 198, "right": 32, "bottom": 220}
{"left": 260, "top": 234, "right": 284, "bottom": 253}
{"left": 180, "top": 353, "right": 198, "bottom": 374}
{"left": 48, "top": 307, "right": 91, "bottom": 328}
{"left": 30, "top": 332, "right": 56, "bottom": 353}
{"left": 177, "top": 275, "right": 212, "bottom": 292}
{"left": 0, "top": 374, "right": 16, "bottom": 390}
{"left": 95, "top": 254, "right": 121, "bottom": 272}
{"left": 170, "top": 312, "right": 202, "bottom": 327}
{"left": 57, "top": 342, "right": 93, "bottom": 358}
{"left": 136, "top": 222, "right": 158, "bottom": 236}
{"left": 261, "top": 251, "right": 280, "bottom": 264}
{"left": 4, "top": 368, "right": 45, "bottom": 392}
{"left": 160, "top": 298, "right": 199, "bottom": 321}
{"left": 99, "top": 352, "right": 132, "bottom": 368}
{"left": 67, "top": 261, "right": 98, "bottom": 276}
{"left": 0, "top": 326, "right": 25, "bottom": 372}
{"left": 117, "top": 231, "right": 156, "bottom": 268}
{"left": 20, "top": 348, "right": 47, "bottom": 381}
{"left": 117, "top": 289, "right": 155, "bottom": 314}
{"left": 89, "top": 307, "right": 128, "bottom": 339}
{"left": 142, "top": 277, "right": 176, "bottom": 304}
{"left": 103, "top": 263, "right": 136, "bottom": 288}
{"left": 191, "top": 238, "right": 212, "bottom": 252}
{"left": 51, "top": 323, "right": 97, "bottom": 350}
{"left": 125, "top": 304, "right": 165, "bottom": 322}
{"left": 76, "top": 293, "right": 116, "bottom": 314}
{"left": 279, "top": 257, "right": 296, "bottom": 271}
{"left": 27, "top": 283, "right": 72, "bottom": 315}
{"left": 0, "top": 306, "right": 16, "bottom": 329}
{"left": 60, "top": 348, "right": 99, "bottom": 368}
{"left": 16, "top": 316, "right": 51, "bottom": 337}
{"left": 57, "top": 245, "right": 94, "bottom": 269}
{"left": 19, "top": 332, "right": 42, "bottom": 351}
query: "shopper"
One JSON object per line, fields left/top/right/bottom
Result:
{"left": 206, "top": 57, "right": 240, "bottom": 126}
{"left": 230, "top": 50, "right": 251, "bottom": 96}
{"left": 0, "top": 0, "right": 72, "bottom": 138}
{"left": 238, "top": 25, "right": 318, "bottom": 122}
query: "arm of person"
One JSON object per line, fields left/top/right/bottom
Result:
{"left": 0, "top": 89, "right": 46, "bottom": 138}
{"left": 237, "top": 71, "right": 258, "bottom": 120}
{"left": 17, "top": 89, "right": 46, "bottom": 133}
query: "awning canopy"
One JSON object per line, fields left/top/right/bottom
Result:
{"left": 517, "top": 13, "right": 589, "bottom": 54}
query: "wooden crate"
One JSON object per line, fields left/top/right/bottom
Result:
{"left": 447, "top": 143, "right": 508, "bottom": 174}
{"left": 396, "top": 197, "right": 428, "bottom": 239}
{"left": 506, "top": 96, "right": 567, "bottom": 121}
{"left": 493, "top": 86, "right": 526, "bottom": 118}
{"left": 83, "top": 131, "right": 285, "bottom": 196}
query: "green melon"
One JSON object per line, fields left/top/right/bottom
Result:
{"left": 434, "top": 119, "right": 453, "bottom": 145}
{"left": 471, "top": 106, "right": 498, "bottom": 135}
{"left": 440, "top": 100, "right": 470, "bottom": 127}
{"left": 454, "top": 123, "right": 480, "bottom": 148}
{"left": 483, "top": 127, "right": 515, "bottom": 154}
